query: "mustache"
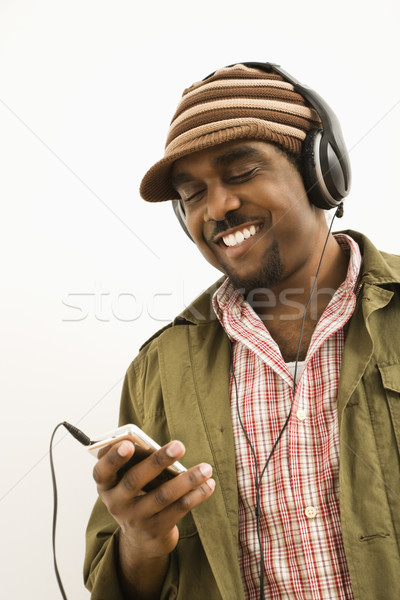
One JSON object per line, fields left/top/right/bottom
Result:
{"left": 211, "top": 212, "right": 264, "bottom": 237}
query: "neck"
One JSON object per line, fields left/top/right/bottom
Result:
{"left": 249, "top": 233, "right": 349, "bottom": 327}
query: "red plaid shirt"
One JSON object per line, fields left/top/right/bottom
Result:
{"left": 213, "top": 234, "right": 361, "bottom": 599}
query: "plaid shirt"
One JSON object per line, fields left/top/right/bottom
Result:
{"left": 213, "top": 234, "right": 361, "bottom": 599}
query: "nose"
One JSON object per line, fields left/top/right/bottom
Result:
{"left": 204, "top": 183, "right": 241, "bottom": 222}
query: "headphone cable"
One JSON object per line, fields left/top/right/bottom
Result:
{"left": 50, "top": 422, "right": 93, "bottom": 599}
{"left": 232, "top": 205, "right": 341, "bottom": 598}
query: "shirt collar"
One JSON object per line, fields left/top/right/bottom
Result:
{"left": 213, "top": 233, "right": 362, "bottom": 326}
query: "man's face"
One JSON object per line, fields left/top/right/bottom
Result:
{"left": 171, "top": 140, "right": 326, "bottom": 293}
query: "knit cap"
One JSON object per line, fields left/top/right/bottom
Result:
{"left": 140, "top": 63, "right": 322, "bottom": 202}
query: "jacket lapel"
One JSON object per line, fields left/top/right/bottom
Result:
{"left": 158, "top": 321, "right": 244, "bottom": 599}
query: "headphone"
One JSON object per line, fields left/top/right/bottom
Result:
{"left": 172, "top": 61, "right": 351, "bottom": 241}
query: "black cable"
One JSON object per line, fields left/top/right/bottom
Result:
{"left": 50, "top": 423, "right": 69, "bottom": 600}
{"left": 50, "top": 422, "right": 94, "bottom": 599}
{"left": 232, "top": 205, "right": 341, "bottom": 598}
{"left": 61, "top": 421, "right": 92, "bottom": 446}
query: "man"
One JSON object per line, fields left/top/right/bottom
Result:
{"left": 84, "top": 63, "right": 400, "bottom": 599}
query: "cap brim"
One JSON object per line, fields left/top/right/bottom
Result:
{"left": 139, "top": 122, "right": 303, "bottom": 202}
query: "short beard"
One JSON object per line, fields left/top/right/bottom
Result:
{"left": 221, "top": 240, "right": 284, "bottom": 296}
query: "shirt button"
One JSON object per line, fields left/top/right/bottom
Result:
{"left": 305, "top": 506, "right": 317, "bottom": 519}
{"left": 296, "top": 409, "right": 307, "bottom": 421}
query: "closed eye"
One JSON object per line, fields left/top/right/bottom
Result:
{"left": 227, "top": 168, "right": 258, "bottom": 184}
{"left": 181, "top": 188, "right": 206, "bottom": 204}
{"left": 178, "top": 168, "right": 258, "bottom": 204}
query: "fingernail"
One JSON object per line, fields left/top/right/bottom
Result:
{"left": 200, "top": 463, "right": 212, "bottom": 477}
{"left": 166, "top": 441, "right": 183, "bottom": 458}
{"left": 117, "top": 441, "right": 133, "bottom": 457}
{"left": 206, "top": 478, "right": 216, "bottom": 491}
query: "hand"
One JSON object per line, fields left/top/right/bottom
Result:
{"left": 93, "top": 438, "right": 215, "bottom": 560}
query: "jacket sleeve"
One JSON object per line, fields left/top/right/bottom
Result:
{"left": 83, "top": 346, "right": 180, "bottom": 598}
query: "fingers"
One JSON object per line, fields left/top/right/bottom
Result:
{"left": 93, "top": 439, "right": 136, "bottom": 491}
{"left": 137, "top": 461, "right": 214, "bottom": 515}
{"left": 144, "top": 465, "right": 216, "bottom": 530}
{"left": 92, "top": 439, "right": 216, "bottom": 555}
{"left": 116, "top": 440, "right": 187, "bottom": 497}
{"left": 93, "top": 438, "right": 187, "bottom": 493}
{"left": 94, "top": 437, "right": 215, "bottom": 512}
{"left": 117, "top": 462, "right": 215, "bottom": 538}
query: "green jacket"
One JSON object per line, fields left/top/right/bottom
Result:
{"left": 84, "top": 231, "right": 400, "bottom": 599}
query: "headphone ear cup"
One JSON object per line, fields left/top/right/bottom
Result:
{"left": 172, "top": 200, "right": 194, "bottom": 241}
{"left": 302, "top": 130, "right": 330, "bottom": 210}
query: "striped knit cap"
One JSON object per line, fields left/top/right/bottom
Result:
{"left": 140, "top": 63, "right": 322, "bottom": 202}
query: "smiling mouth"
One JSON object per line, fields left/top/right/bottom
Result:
{"left": 220, "top": 224, "right": 262, "bottom": 248}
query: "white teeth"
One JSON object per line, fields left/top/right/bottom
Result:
{"left": 222, "top": 225, "right": 260, "bottom": 247}
{"left": 235, "top": 231, "right": 245, "bottom": 244}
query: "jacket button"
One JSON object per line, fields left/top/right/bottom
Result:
{"left": 305, "top": 506, "right": 317, "bottom": 519}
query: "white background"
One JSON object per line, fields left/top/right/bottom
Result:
{"left": 1, "top": 1, "right": 399, "bottom": 598}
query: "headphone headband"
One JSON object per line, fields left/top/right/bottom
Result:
{"left": 239, "top": 62, "right": 351, "bottom": 202}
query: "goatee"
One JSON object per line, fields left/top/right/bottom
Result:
{"left": 222, "top": 240, "right": 284, "bottom": 296}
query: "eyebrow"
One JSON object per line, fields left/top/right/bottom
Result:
{"left": 171, "top": 171, "right": 195, "bottom": 189}
{"left": 212, "top": 145, "right": 262, "bottom": 167}
{"left": 171, "top": 144, "right": 262, "bottom": 189}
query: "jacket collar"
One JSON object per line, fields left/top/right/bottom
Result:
{"left": 344, "top": 230, "right": 400, "bottom": 287}
{"left": 174, "top": 277, "right": 225, "bottom": 326}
